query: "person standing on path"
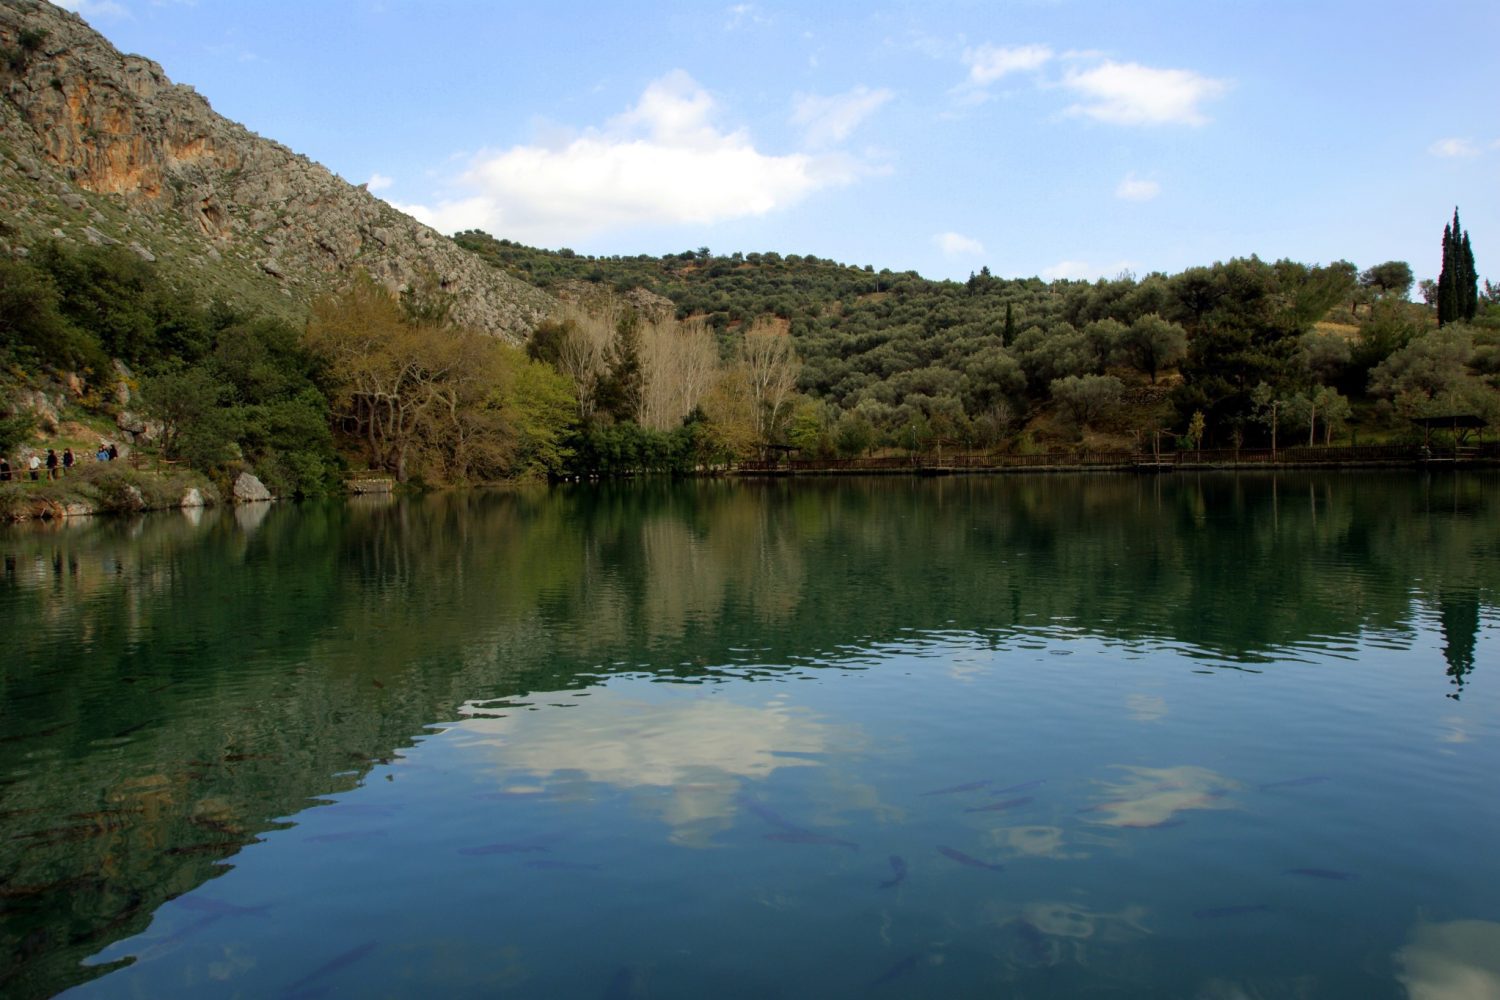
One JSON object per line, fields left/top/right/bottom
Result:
{"left": 0, "top": 457, "right": 10, "bottom": 481}
{"left": 62, "top": 448, "right": 74, "bottom": 475}
{"left": 28, "top": 454, "right": 41, "bottom": 480}
{"left": 45, "top": 449, "right": 58, "bottom": 480}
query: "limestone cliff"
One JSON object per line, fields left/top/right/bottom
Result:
{"left": 0, "top": 0, "right": 555, "bottom": 340}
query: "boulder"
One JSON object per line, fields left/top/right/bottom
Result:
{"left": 180, "top": 487, "right": 205, "bottom": 508}
{"left": 232, "top": 472, "right": 272, "bottom": 503}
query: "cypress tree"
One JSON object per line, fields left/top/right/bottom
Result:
{"left": 1438, "top": 208, "right": 1478, "bottom": 326}
{"left": 1003, "top": 302, "right": 1015, "bottom": 346}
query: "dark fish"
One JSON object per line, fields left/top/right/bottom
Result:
{"left": 1284, "top": 868, "right": 1357, "bottom": 880}
{"left": 764, "top": 830, "right": 859, "bottom": 850}
{"left": 1259, "top": 776, "right": 1331, "bottom": 790}
{"left": 937, "top": 846, "right": 1003, "bottom": 871}
{"left": 224, "top": 753, "right": 279, "bottom": 763}
{"left": 174, "top": 896, "right": 271, "bottom": 918}
{"left": 524, "top": 860, "right": 600, "bottom": 871}
{"left": 877, "top": 855, "right": 907, "bottom": 889}
{"left": 1193, "top": 903, "right": 1272, "bottom": 920}
{"left": 1011, "top": 919, "right": 1049, "bottom": 964}
{"left": 995, "top": 779, "right": 1047, "bottom": 795}
{"left": 307, "top": 830, "right": 388, "bottom": 844}
{"left": 318, "top": 803, "right": 398, "bottom": 818}
{"left": 920, "top": 779, "right": 992, "bottom": 797}
{"left": 964, "top": 796, "right": 1034, "bottom": 814}
{"left": 284, "top": 940, "right": 379, "bottom": 993}
{"left": 458, "top": 842, "right": 551, "bottom": 856}
{"left": 870, "top": 950, "right": 929, "bottom": 988}
{"left": 736, "top": 794, "right": 802, "bottom": 832}
{"left": 602, "top": 965, "right": 640, "bottom": 1000}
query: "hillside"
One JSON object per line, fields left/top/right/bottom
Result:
{"left": 0, "top": 0, "right": 553, "bottom": 340}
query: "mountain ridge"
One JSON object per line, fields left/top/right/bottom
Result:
{"left": 0, "top": 0, "right": 553, "bottom": 340}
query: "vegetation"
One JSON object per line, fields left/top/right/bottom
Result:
{"left": 458, "top": 217, "right": 1499, "bottom": 456}
{"left": 3, "top": 210, "right": 1497, "bottom": 500}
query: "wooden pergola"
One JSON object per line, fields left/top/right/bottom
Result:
{"left": 1411, "top": 414, "right": 1487, "bottom": 449}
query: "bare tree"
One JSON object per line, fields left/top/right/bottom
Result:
{"left": 738, "top": 317, "right": 801, "bottom": 453}
{"left": 639, "top": 316, "right": 722, "bottom": 430}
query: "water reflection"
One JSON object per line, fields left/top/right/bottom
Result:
{"left": 0, "top": 473, "right": 1495, "bottom": 997}
{"left": 1395, "top": 919, "right": 1500, "bottom": 999}
{"left": 1082, "top": 766, "right": 1239, "bottom": 829}
{"left": 454, "top": 690, "right": 851, "bottom": 846}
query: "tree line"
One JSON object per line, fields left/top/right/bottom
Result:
{"left": 3, "top": 211, "right": 1496, "bottom": 490}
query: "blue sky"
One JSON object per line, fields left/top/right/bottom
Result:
{"left": 58, "top": 0, "right": 1498, "bottom": 287}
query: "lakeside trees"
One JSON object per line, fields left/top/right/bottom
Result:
{"left": 4, "top": 213, "right": 1497, "bottom": 487}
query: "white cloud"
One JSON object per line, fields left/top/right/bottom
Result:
{"left": 963, "top": 43, "right": 1054, "bottom": 85}
{"left": 395, "top": 71, "right": 862, "bottom": 244}
{"left": 1115, "top": 173, "right": 1160, "bottom": 201}
{"left": 1062, "top": 60, "right": 1227, "bottom": 126}
{"left": 1429, "top": 137, "right": 1480, "bottom": 158}
{"left": 1042, "top": 259, "right": 1137, "bottom": 281}
{"left": 54, "top": 0, "right": 129, "bottom": 17}
{"left": 935, "top": 231, "right": 984, "bottom": 257}
{"left": 791, "top": 86, "right": 893, "bottom": 147}
{"left": 366, "top": 173, "right": 394, "bottom": 192}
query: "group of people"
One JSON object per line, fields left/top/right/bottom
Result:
{"left": 0, "top": 442, "right": 118, "bottom": 482}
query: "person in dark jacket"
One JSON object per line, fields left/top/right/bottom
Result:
{"left": 0, "top": 457, "right": 10, "bottom": 482}
{"left": 45, "top": 449, "right": 58, "bottom": 480}
{"left": 62, "top": 448, "right": 74, "bottom": 475}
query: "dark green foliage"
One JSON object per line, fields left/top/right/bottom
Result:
{"left": 0, "top": 256, "right": 102, "bottom": 369}
{"left": 1437, "top": 209, "right": 1478, "bottom": 327}
{"left": 568, "top": 420, "right": 708, "bottom": 476}
{"left": 0, "top": 411, "right": 36, "bottom": 456}
{"left": 1360, "top": 261, "right": 1414, "bottom": 299}
{"left": 31, "top": 242, "right": 212, "bottom": 365}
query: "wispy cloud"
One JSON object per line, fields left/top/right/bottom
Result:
{"left": 1429, "top": 137, "right": 1480, "bottom": 158}
{"left": 366, "top": 173, "right": 394, "bottom": 193}
{"left": 1062, "top": 61, "right": 1227, "bottom": 126}
{"left": 1115, "top": 173, "right": 1160, "bottom": 202}
{"left": 963, "top": 43, "right": 1053, "bottom": 86}
{"left": 935, "top": 231, "right": 984, "bottom": 257}
{"left": 791, "top": 86, "right": 893, "bottom": 147}
{"left": 724, "top": 3, "right": 769, "bottom": 30}
{"left": 395, "top": 71, "right": 866, "bottom": 244}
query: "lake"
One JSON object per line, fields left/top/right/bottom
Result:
{"left": 1, "top": 473, "right": 1497, "bottom": 999}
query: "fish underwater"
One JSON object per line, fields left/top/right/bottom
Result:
{"left": 764, "top": 829, "right": 859, "bottom": 850}
{"left": 1283, "top": 868, "right": 1357, "bottom": 880}
{"left": 920, "top": 779, "right": 992, "bottom": 797}
{"left": 937, "top": 846, "right": 1003, "bottom": 871}
{"left": 964, "top": 796, "right": 1034, "bottom": 814}
{"left": 458, "top": 841, "right": 551, "bottom": 856}
{"left": 283, "top": 940, "right": 379, "bottom": 994}
{"left": 878, "top": 855, "right": 908, "bottom": 889}
{"left": 1193, "top": 904, "right": 1272, "bottom": 920}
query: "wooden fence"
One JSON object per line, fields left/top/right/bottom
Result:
{"left": 734, "top": 442, "right": 1499, "bottom": 475}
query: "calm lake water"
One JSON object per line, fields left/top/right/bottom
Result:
{"left": 1, "top": 473, "right": 1497, "bottom": 999}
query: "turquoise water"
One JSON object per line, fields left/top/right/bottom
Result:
{"left": 1, "top": 474, "right": 1497, "bottom": 998}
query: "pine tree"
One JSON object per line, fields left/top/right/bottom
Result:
{"left": 1438, "top": 208, "right": 1478, "bottom": 326}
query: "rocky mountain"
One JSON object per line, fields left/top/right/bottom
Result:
{"left": 0, "top": 0, "right": 554, "bottom": 340}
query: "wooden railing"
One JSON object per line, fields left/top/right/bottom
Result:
{"left": 734, "top": 443, "right": 1460, "bottom": 474}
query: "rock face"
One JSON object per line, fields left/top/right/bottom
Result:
{"left": 0, "top": 1, "right": 555, "bottom": 341}
{"left": 232, "top": 472, "right": 272, "bottom": 503}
